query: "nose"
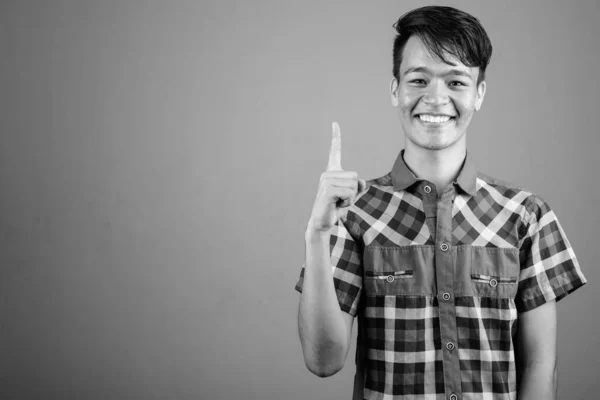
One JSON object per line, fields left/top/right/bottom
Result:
{"left": 423, "top": 81, "right": 450, "bottom": 106}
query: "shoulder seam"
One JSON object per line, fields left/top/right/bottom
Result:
{"left": 477, "top": 172, "right": 539, "bottom": 197}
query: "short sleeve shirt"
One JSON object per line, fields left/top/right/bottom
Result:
{"left": 295, "top": 150, "right": 586, "bottom": 400}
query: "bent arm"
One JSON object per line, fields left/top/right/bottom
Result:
{"left": 298, "top": 229, "right": 354, "bottom": 377}
{"left": 516, "top": 300, "right": 557, "bottom": 399}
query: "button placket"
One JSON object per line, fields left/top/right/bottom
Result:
{"left": 435, "top": 189, "right": 460, "bottom": 400}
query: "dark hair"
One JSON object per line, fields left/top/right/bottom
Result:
{"left": 392, "top": 6, "right": 492, "bottom": 85}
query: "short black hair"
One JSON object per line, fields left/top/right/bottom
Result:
{"left": 392, "top": 6, "right": 492, "bottom": 85}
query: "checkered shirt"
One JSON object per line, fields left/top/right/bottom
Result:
{"left": 295, "top": 150, "right": 586, "bottom": 400}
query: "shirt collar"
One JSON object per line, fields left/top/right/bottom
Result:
{"left": 391, "top": 149, "right": 478, "bottom": 196}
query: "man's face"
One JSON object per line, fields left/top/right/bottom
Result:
{"left": 391, "top": 35, "right": 486, "bottom": 151}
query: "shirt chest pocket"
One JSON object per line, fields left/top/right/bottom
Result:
{"left": 363, "top": 246, "right": 436, "bottom": 296}
{"left": 456, "top": 246, "right": 520, "bottom": 298}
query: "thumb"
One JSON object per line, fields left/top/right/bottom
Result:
{"left": 339, "top": 179, "right": 368, "bottom": 208}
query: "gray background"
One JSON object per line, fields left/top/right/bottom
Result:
{"left": 0, "top": 1, "right": 598, "bottom": 399}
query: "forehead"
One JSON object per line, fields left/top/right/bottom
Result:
{"left": 400, "top": 35, "right": 477, "bottom": 77}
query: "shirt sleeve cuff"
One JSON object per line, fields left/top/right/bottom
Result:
{"left": 517, "top": 273, "right": 587, "bottom": 313}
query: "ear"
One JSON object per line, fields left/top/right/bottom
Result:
{"left": 390, "top": 77, "right": 399, "bottom": 107}
{"left": 474, "top": 80, "right": 486, "bottom": 111}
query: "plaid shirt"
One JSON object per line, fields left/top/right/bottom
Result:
{"left": 295, "top": 150, "right": 586, "bottom": 400}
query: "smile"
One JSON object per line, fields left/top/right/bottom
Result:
{"left": 416, "top": 114, "right": 455, "bottom": 124}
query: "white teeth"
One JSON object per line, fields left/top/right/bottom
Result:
{"left": 418, "top": 114, "right": 452, "bottom": 123}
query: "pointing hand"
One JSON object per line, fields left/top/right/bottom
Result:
{"left": 307, "top": 122, "right": 366, "bottom": 233}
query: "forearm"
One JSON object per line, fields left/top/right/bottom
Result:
{"left": 515, "top": 300, "right": 558, "bottom": 399}
{"left": 298, "top": 229, "right": 350, "bottom": 377}
{"left": 517, "top": 362, "right": 557, "bottom": 400}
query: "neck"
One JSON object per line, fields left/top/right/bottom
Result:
{"left": 403, "top": 140, "right": 467, "bottom": 196}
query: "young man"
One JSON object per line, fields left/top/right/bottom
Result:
{"left": 295, "top": 5, "right": 586, "bottom": 400}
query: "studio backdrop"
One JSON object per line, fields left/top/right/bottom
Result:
{"left": 0, "top": 1, "right": 598, "bottom": 399}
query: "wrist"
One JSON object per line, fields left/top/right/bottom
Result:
{"left": 305, "top": 224, "right": 332, "bottom": 243}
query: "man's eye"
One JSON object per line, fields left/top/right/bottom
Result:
{"left": 450, "top": 81, "right": 467, "bottom": 86}
{"left": 410, "top": 79, "right": 426, "bottom": 84}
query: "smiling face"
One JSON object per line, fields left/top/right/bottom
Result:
{"left": 391, "top": 35, "right": 486, "bottom": 151}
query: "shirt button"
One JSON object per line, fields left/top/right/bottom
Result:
{"left": 424, "top": 185, "right": 432, "bottom": 194}
{"left": 386, "top": 275, "right": 395, "bottom": 283}
{"left": 440, "top": 243, "right": 450, "bottom": 252}
{"left": 442, "top": 292, "right": 451, "bottom": 301}
{"left": 449, "top": 395, "right": 458, "bottom": 400}
{"left": 446, "top": 342, "right": 455, "bottom": 351}
{"left": 489, "top": 278, "right": 498, "bottom": 287}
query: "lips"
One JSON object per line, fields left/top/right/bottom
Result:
{"left": 415, "top": 114, "right": 456, "bottom": 125}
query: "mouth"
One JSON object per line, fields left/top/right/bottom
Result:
{"left": 414, "top": 114, "right": 456, "bottom": 126}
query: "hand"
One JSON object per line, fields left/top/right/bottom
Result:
{"left": 307, "top": 122, "right": 366, "bottom": 233}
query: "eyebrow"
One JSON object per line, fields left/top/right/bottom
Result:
{"left": 403, "top": 66, "right": 473, "bottom": 80}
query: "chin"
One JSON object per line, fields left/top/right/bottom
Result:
{"left": 420, "top": 142, "right": 453, "bottom": 151}
{"left": 422, "top": 143, "right": 449, "bottom": 150}
{"left": 408, "top": 134, "right": 461, "bottom": 151}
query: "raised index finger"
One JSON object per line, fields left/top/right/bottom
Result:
{"left": 327, "top": 122, "right": 343, "bottom": 171}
